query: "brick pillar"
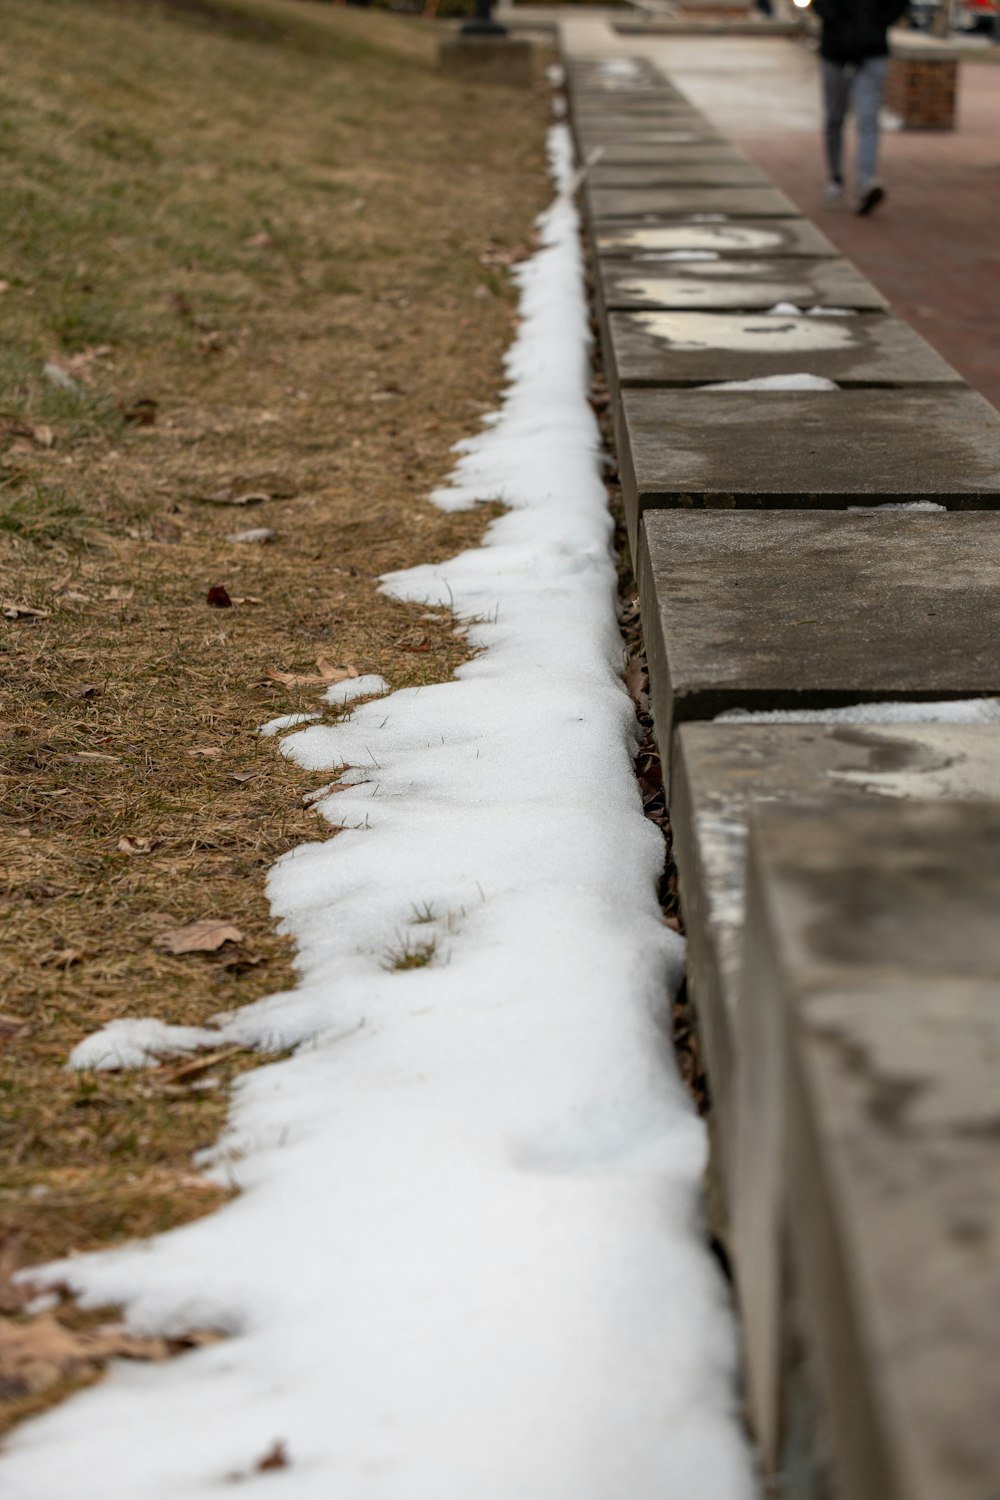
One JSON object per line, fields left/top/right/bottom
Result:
{"left": 886, "top": 52, "right": 958, "bottom": 129}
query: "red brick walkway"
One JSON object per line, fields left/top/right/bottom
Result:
{"left": 734, "top": 59, "right": 1000, "bottom": 412}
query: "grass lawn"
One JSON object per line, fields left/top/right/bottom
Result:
{"left": 0, "top": 0, "right": 550, "bottom": 1430}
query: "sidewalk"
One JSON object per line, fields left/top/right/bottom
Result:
{"left": 559, "top": 21, "right": 1000, "bottom": 411}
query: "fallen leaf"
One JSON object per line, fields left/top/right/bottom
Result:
{"left": 117, "top": 836, "right": 154, "bottom": 856}
{"left": 0, "top": 1313, "right": 173, "bottom": 1400}
{"left": 0, "top": 1013, "right": 30, "bottom": 1044}
{"left": 256, "top": 1441, "right": 290, "bottom": 1472}
{"left": 153, "top": 920, "right": 244, "bottom": 955}
{"left": 226, "top": 528, "right": 275, "bottom": 544}
{"left": 30, "top": 424, "right": 54, "bottom": 448}
{"left": 68, "top": 682, "right": 100, "bottom": 699}
{"left": 188, "top": 747, "right": 222, "bottom": 759}
{"left": 229, "top": 771, "right": 258, "bottom": 783}
{"left": 244, "top": 231, "right": 275, "bottom": 250}
{"left": 120, "top": 396, "right": 158, "bottom": 426}
{"left": 230, "top": 595, "right": 263, "bottom": 606}
{"left": 623, "top": 655, "right": 648, "bottom": 702}
{"left": 207, "top": 585, "right": 232, "bottom": 608}
{"left": 267, "top": 658, "right": 358, "bottom": 688}
{"left": 59, "top": 591, "right": 92, "bottom": 604}
{"left": 0, "top": 281, "right": 9, "bottom": 294}
{"left": 2, "top": 602, "right": 50, "bottom": 620}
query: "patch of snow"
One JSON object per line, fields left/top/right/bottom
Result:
{"left": 765, "top": 301, "right": 801, "bottom": 316}
{"left": 324, "top": 672, "right": 390, "bottom": 706}
{"left": 807, "top": 305, "right": 853, "bottom": 316}
{"left": 596, "top": 57, "right": 643, "bottom": 79}
{"left": 68, "top": 1019, "right": 221, "bottom": 1072}
{"left": 848, "top": 500, "right": 946, "bottom": 512}
{"left": 635, "top": 309, "right": 855, "bottom": 354}
{"left": 546, "top": 62, "right": 565, "bottom": 87}
{"left": 2, "top": 127, "right": 757, "bottom": 1500}
{"left": 698, "top": 373, "right": 839, "bottom": 391}
{"left": 717, "top": 699, "right": 1000, "bottom": 725}
{"left": 258, "top": 712, "right": 321, "bottom": 737}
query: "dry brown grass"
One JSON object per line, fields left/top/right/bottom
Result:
{"left": 0, "top": 0, "right": 550, "bottom": 1429}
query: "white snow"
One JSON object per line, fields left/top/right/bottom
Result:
{"left": 717, "top": 698, "right": 1000, "bottom": 725}
{"left": 68, "top": 1019, "right": 221, "bottom": 1072}
{"left": 2, "top": 127, "right": 756, "bottom": 1500}
{"left": 259, "top": 711, "right": 321, "bottom": 737}
{"left": 635, "top": 309, "right": 855, "bottom": 354}
{"left": 324, "top": 672, "right": 390, "bottom": 706}
{"left": 698, "top": 373, "right": 838, "bottom": 391}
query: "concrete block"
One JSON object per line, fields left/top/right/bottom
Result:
{"left": 588, "top": 161, "right": 771, "bottom": 189}
{"left": 617, "top": 388, "right": 1000, "bottom": 559}
{"left": 637, "top": 508, "right": 1000, "bottom": 771}
{"left": 738, "top": 799, "right": 1000, "bottom": 1497}
{"left": 605, "top": 308, "right": 963, "bottom": 399}
{"left": 598, "top": 255, "right": 885, "bottom": 311}
{"left": 670, "top": 721, "right": 1000, "bottom": 1188}
{"left": 595, "top": 218, "right": 838, "bottom": 258}
{"left": 587, "top": 184, "right": 800, "bottom": 220}
{"left": 438, "top": 35, "right": 533, "bottom": 88}
{"left": 574, "top": 125, "right": 725, "bottom": 151}
{"left": 583, "top": 142, "right": 752, "bottom": 166}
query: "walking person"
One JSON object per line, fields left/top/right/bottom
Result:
{"left": 814, "top": 0, "right": 908, "bottom": 214}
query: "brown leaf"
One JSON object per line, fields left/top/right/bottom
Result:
{"left": 256, "top": 1441, "right": 290, "bottom": 1472}
{"left": 229, "top": 771, "right": 258, "bottom": 784}
{"left": 0, "top": 1314, "right": 172, "bottom": 1400}
{"left": 267, "top": 658, "right": 358, "bottom": 688}
{"left": 117, "top": 836, "right": 154, "bottom": 856}
{"left": 69, "top": 682, "right": 100, "bottom": 699}
{"left": 623, "top": 655, "right": 648, "bottom": 703}
{"left": 153, "top": 920, "right": 244, "bottom": 955}
{"left": 244, "top": 232, "right": 275, "bottom": 250}
{"left": 0, "top": 1013, "right": 30, "bottom": 1044}
{"left": 30, "top": 424, "right": 55, "bottom": 448}
{"left": 206, "top": 585, "right": 232, "bottom": 608}
{"left": 188, "top": 746, "right": 222, "bottom": 759}
{"left": 120, "top": 396, "right": 158, "bottom": 426}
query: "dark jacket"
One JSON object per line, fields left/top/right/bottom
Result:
{"left": 814, "top": 0, "right": 908, "bottom": 61}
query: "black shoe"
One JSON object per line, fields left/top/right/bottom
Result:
{"left": 856, "top": 183, "right": 885, "bottom": 216}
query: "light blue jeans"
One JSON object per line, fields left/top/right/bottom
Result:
{"left": 822, "top": 56, "right": 888, "bottom": 190}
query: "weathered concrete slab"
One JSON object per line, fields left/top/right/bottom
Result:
{"left": 617, "top": 388, "right": 1000, "bottom": 556}
{"left": 595, "top": 218, "right": 838, "bottom": 258}
{"left": 637, "top": 508, "right": 1000, "bottom": 765}
{"left": 588, "top": 161, "right": 771, "bottom": 189}
{"left": 738, "top": 799, "right": 1000, "bottom": 1497}
{"left": 598, "top": 256, "right": 885, "bottom": 311}
{"left": 575, "top": 126, "right": 726, "bottom": 151}
{"left": 588, "top": 184, "right": 801, "bottom": 220}
{"left": 606, "top": 309, "right": 963, "bottom": 400}
{"left": 670, "top": 721, "right": 1000, "bottom": 1189}
{"left": 584, "top": 141, "right": 751, "bottom": 166}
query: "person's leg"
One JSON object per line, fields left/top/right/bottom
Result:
{"left": 855, "top": 56, "right": 888, "bottom": 196}
{"left": 821, "top": 60, "right": 852, "bottom": 188}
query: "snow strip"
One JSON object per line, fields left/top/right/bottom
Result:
{"left": 717, "top": 698, "right": 1000, "bottom": 725}
{"left": 324, "top": 671, "right": 389, "bottom": 706}
{"left": 3, "top": 127, "right": 757, "bottom": 1500}
{"left": 699, "top": 373, "right": 838, "bottom": 392}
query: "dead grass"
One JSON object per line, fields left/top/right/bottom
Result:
{"left": 0, "top": 0, "right": 550, "bottom": 1430}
